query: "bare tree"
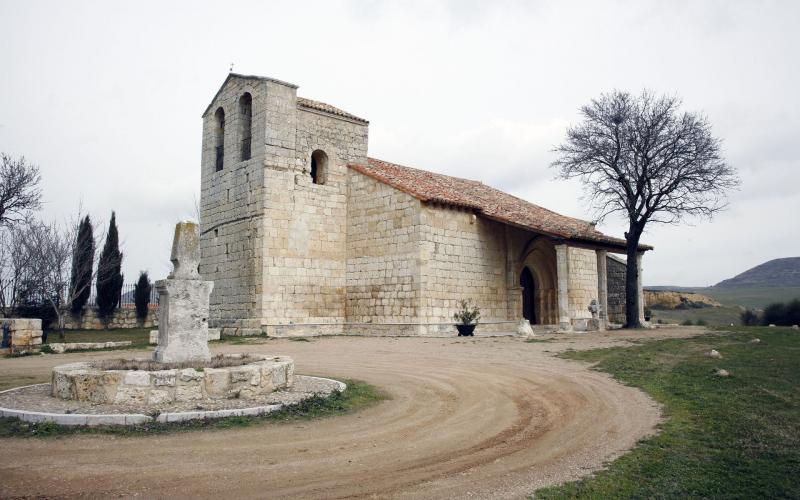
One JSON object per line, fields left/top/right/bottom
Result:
{"left": 0, "top": 222, "right": 37, "bottom": 313}
{"left": 551, "top": 90, "right": 739, "bottom": 328}
{"left": 19, "top": 214, "right": 113, "bottom": 340}
{"left": 0, "top": 154, "right": 42, "bottom": 228}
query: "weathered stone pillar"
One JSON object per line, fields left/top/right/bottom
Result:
{"left": 636, "top": 251, "right": 646, "bottom": 325}
{"left": 555, "top": 244, "right": 571, "bottom": 330}
{"left": 596, "top": 249, "right": 608, "bottom": 330}
{"left": 153, "top": 221, "right": 214, "bottom": 363}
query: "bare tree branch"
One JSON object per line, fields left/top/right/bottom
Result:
{"left": 551, "top": 90, "right": 740, "bottom": 328}
{"left": 0, "top": 154, "right": 42, "bottom": 228}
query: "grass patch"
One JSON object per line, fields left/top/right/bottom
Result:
{"left": 216, "top": 334, "right": 269, "bottom": 345}
{"left": 650, "top": 305, "right": 743, "bottom": 326}
{"left": 0, "top": 378, "right": 387, "bottom": 438}
{"left": 0, "top": 375, "right": 47, "bottom": 391}
{"left": 525, "top": 338, "right": 553, "bottom": 343}
{"left": 288, "top": 337, "right": 311, "bottom": 342}
{"left": 534, "top": 326, "right": 800, "bottom": 499}
{"left": 43, "top": 328, "right": 151, "bottom": 349}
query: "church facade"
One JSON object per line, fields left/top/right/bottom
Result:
{"left": 199, "top": 73, "right": 650, "bottom": 336}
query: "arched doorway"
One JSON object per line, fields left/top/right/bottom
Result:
{"left": 520, "top": 267, "right": 536, "bottom": 324}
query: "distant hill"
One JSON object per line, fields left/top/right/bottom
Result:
{"left": 715, "top": 257, "right": 800, "bottom": 288}
{"left": 647, "top": 257, "right": 800, "bottom": 309}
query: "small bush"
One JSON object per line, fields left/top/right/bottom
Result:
{"left": 740, "top": 308, "right": 760, "bottom": 326}
{"left": 760, "top": 298, "right": 800, "bottom": 326}
{"left": 681, "top": 319, "right": 694, "bottom": 326}
{"left": 696, "top": 318, "right": 708, "bottom": 326}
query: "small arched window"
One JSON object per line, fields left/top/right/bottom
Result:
{"left": 214, "top": 107, "right": 225, "bottom": 171}
{"left": 239, "top": 93, "right": 252, "bottom": 161}
{"left": 310, "top": 150, "right": 328, "bottom": 185}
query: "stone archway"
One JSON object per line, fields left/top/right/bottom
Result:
{"left": 519, "top": 238, "right": 558, "bottom": 325}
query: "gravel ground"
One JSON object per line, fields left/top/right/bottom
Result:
{"left": 0, "top": 327, "right": 708, "bottom": 499}
{"left": 0, "top": 375, "right": 340, "bottom": 414}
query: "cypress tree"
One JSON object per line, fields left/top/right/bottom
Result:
{"left": 134, "top": 271, "right": 152, "bottom": 321}
{"left": 69, "top": 215, "right": 94, "bottom": 314}
{"left": 96, "top": 212, "right": 124, "bottom": 319}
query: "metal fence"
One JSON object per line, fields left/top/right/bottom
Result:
{"left": 87, "top": 283, "right": 159, "bottom": 308}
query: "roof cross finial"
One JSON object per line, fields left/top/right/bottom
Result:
{"left": 229, "top": 62, "right": 235, "bottom": 73}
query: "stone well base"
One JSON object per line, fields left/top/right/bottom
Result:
{"left": 51, "top": 354, "right": 294, "bottom": 405}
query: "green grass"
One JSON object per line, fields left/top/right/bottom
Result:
{"left": 43, "top": 327, "right": 151, "bottom": 348}
{"left": 0, "top": 374, "right": 46, "bottom": 391}
{"left": 0, "top": 378, "right": 387, "bottom": 438}
{"left": 533, "top": 326, "right": 800, "bottom": 499}
{"left": 650, "top": 305, "right": 743, "bottom": 326}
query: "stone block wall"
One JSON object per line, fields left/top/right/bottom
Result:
{"left": 606, "top": 255, "right": 627, "bottom": 324}
{"left": 63, "top": 307, "right": 158, "bottom": 330}
{"left": 418, "top": 205, "right": 509, "bottom": 328}
{"left": 258, "top": 103, "right": 367, "bottom": 332}
{"left": 566, "top": 246, "right": 599, "bottom": 321}
{"left": 346, "top": 170, "right": 422, "bottom": 327}
{"left": 200, "top": 76, "right": 273, "bottom": 331}
{"left": 0, "top": 318, "right": 43, "bottom": 354}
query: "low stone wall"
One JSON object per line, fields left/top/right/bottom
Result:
{"left": 606, "top": 255, "right": 627, "bottom": 324}
{"left": 63, "top": 307, "right": 158, "bottom": 330}
{"left": 48, "top": 341, "right": 132, "bottom": 354}
{"left": 51, "top": 354, "right": 294, "bottom": 405}
{"left": 0, "top": 318, "right": 43, "bottom": 355}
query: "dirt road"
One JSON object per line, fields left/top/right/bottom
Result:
{"left": 0, "top": 329, "right": 704, "bottom": 499}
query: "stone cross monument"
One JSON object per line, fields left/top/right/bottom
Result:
{"left": 152, "top": 221, "right": 214, "bottom": 363}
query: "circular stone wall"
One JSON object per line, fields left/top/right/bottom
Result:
{"left": 51, "top": 355, "right": 294, "bottom": 405}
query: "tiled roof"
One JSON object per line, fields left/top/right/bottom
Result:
{"left": 297, "top": 97, "right": 369, "bottom": 124}
{"left": 349, "top": 158, "right": 652, "bottom": 251}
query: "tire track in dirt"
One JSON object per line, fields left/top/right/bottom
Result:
{"left": 0, "top": 332, "right": 681, "bottom": 499}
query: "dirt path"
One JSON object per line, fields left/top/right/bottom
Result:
{"left": 0, "top": 328, "right": 706, "bottom": 499}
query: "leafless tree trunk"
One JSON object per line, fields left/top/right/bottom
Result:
{"left": 552, "top": 91, "right": 739, "bottom": 328}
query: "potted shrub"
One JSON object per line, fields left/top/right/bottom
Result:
{"left": 453, "top": 299, "right": 480, "bottom": 336}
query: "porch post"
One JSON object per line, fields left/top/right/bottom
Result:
{"left": 596, "top": 249, "right": 608, "bottom": 330}
{"left": 636, "top": 251, "right": 646, "bottom": 324}
{"left": 555, "top": 243, "right": 570, "bottom": 330}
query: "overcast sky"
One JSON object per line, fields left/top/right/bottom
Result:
{"left": 1, "top": 0, "right": 798, "bottom": 286}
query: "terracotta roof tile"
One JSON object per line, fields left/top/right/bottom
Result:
{"left": 349, "top": 158, "right": 652, "bottom": 251}
{"left": 297, "top": 97, "right": 368, "bottom": 124}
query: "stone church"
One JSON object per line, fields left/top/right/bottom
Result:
{"left": 199, "top": 73, "right": 651, "bottom": 336}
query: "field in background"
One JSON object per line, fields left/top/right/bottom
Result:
{"left": 650, "top": 306, "right": 743, "bottom": 326}
{"left": 646, "top": 285, "right": 800, "bottom": 309}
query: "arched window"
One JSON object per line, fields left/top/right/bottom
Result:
{"left": 239, "top": 93, "right": 252, "bottom": 161}
{"left": 214, "top": 107, "right": 225, "bottom": 171}
{"left": 310, "top": 149, "right": 328, "bottom": 185}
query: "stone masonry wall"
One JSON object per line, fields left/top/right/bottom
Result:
{"left": 606, "top": 255, "right": 627, "bottom": 324}
{"left": 566, "top": 246, "right": 599, "bottom": 321}
{"left": 200, "top": 77, "right": 272, "bottom": 331}
{"left": 417, "top": 206, "right": 510, "bottom": 334}
{"left": 345, "top": 170, "right": 422, "bottom": 331}
{"left": 62, "top": 307, "right": 158, "bottom": 330}
{"left": 0, "top": 318, "right": 42, "bottom": 354}
{"left": 259, "top": 103, "right": 368, "bottom": 334}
